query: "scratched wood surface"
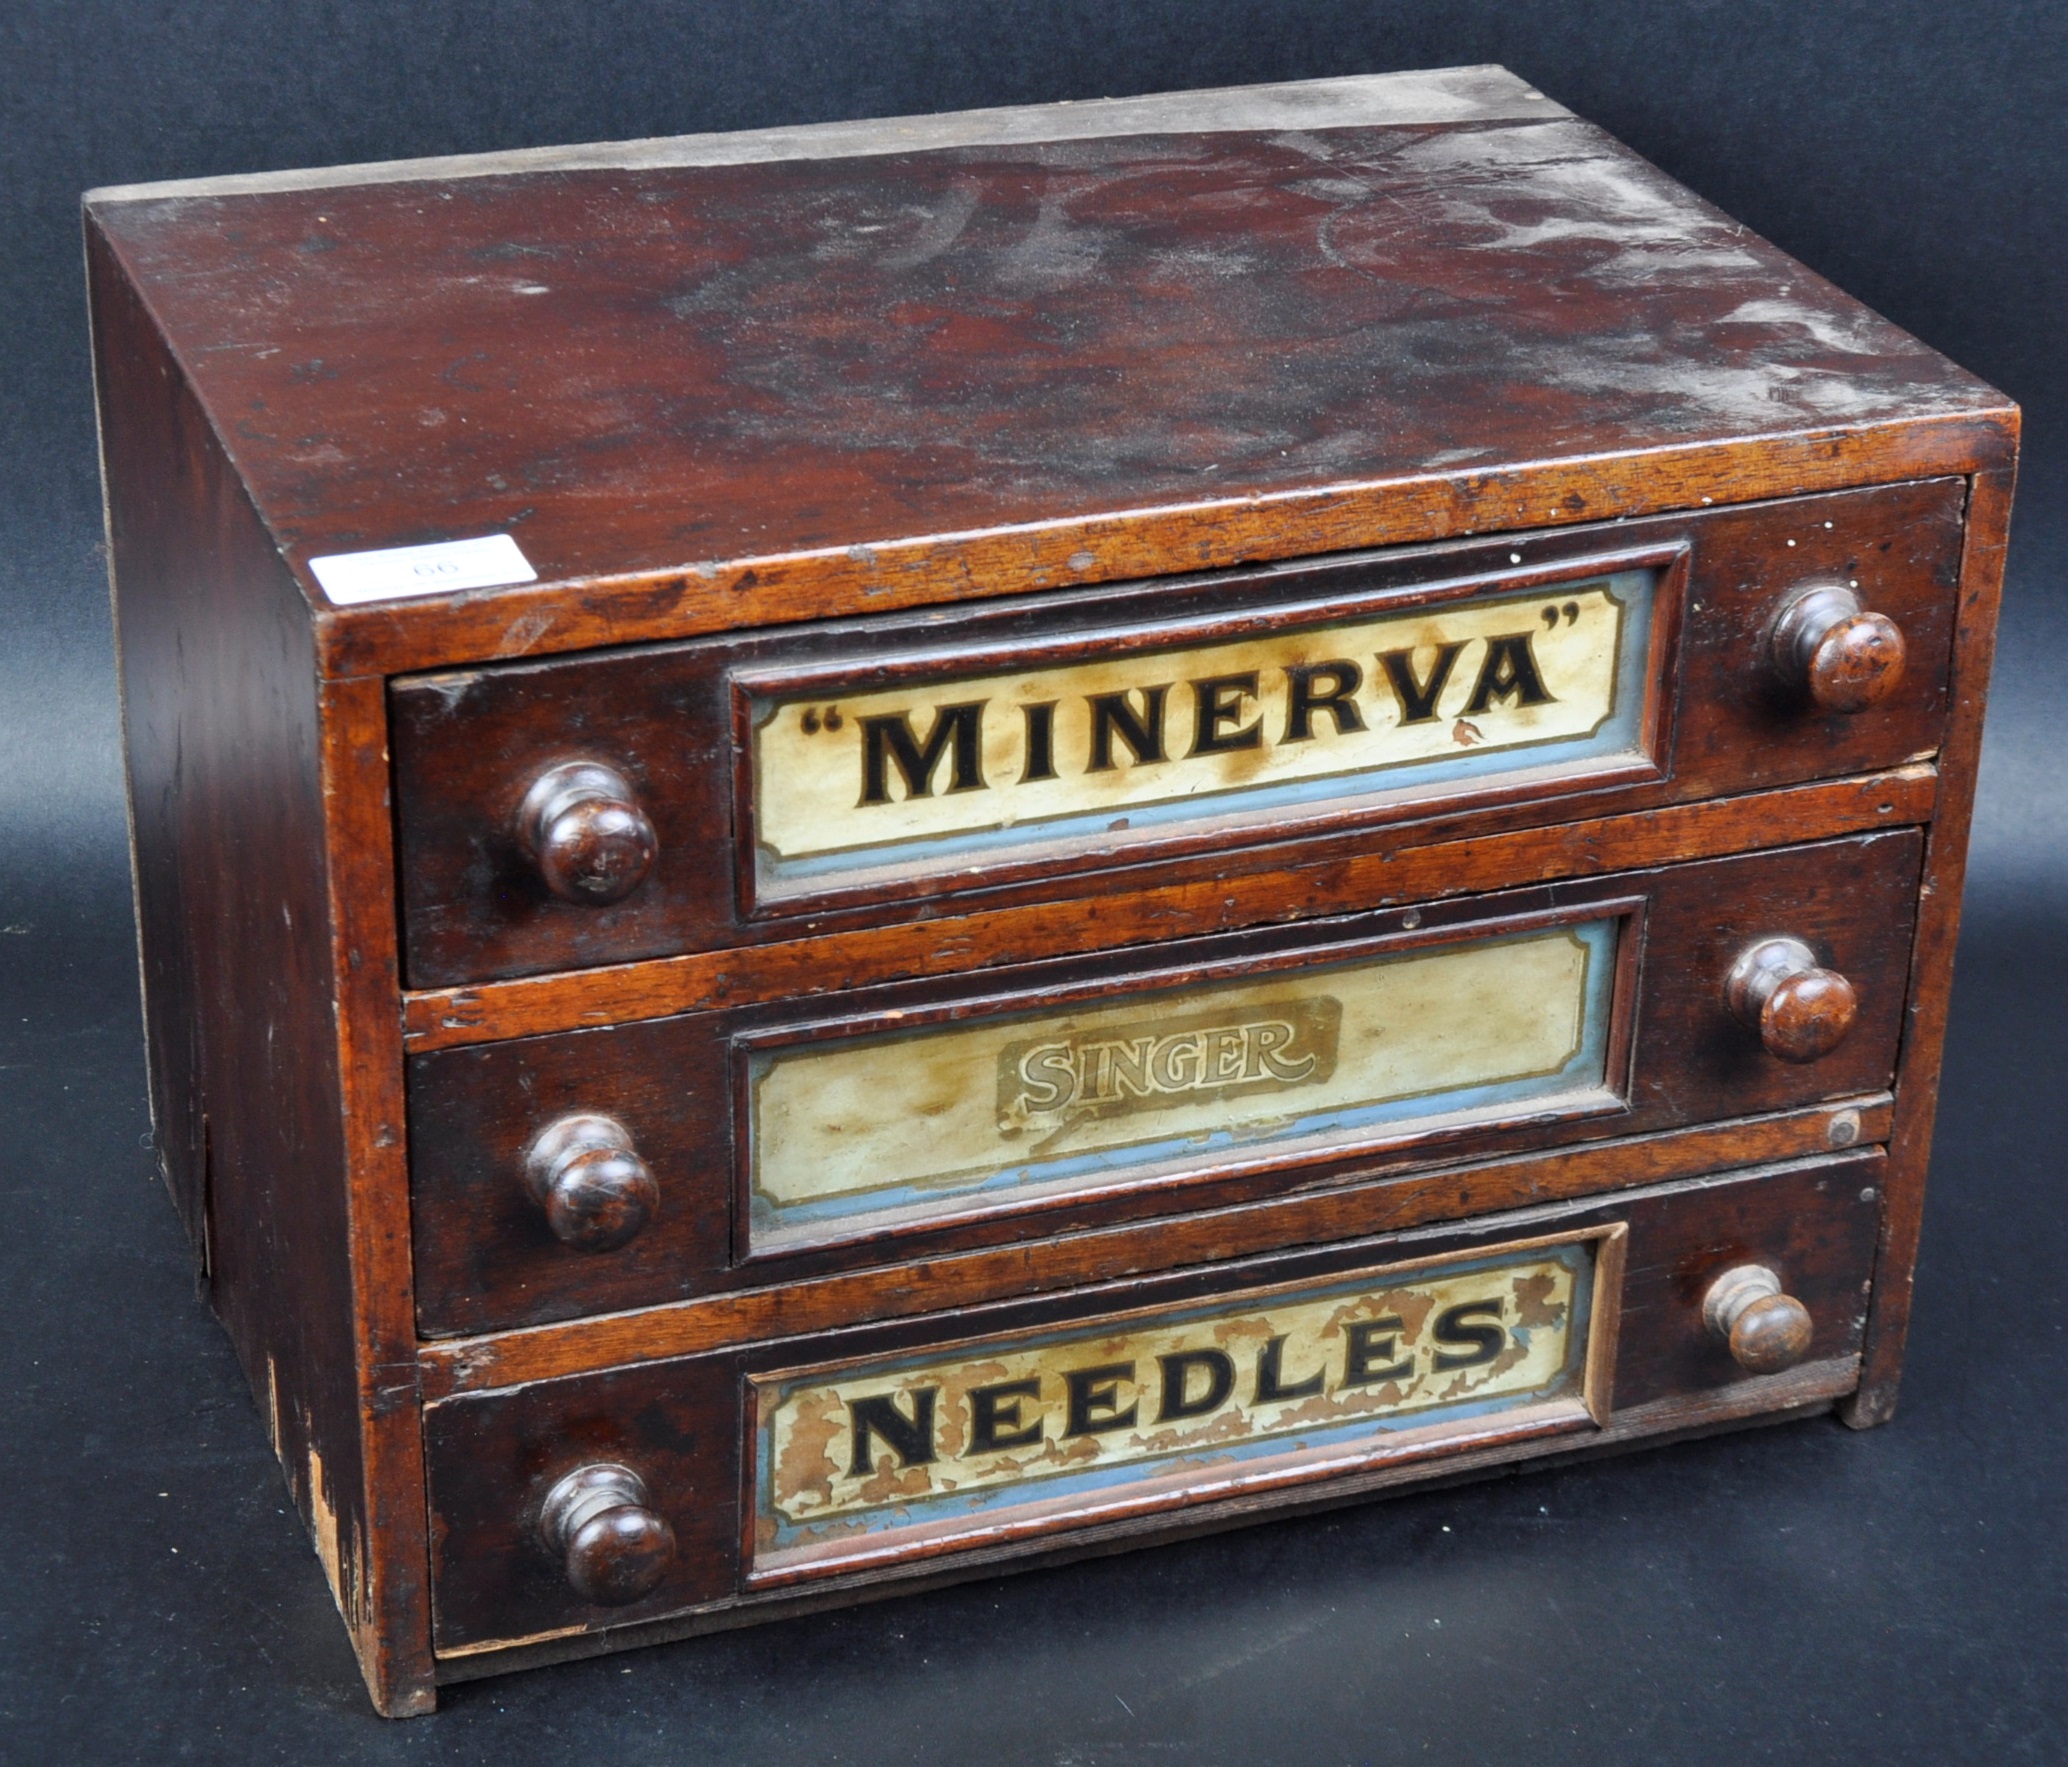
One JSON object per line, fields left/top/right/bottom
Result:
{"left": 1843, "top": 462, "right": 2017, "bottom": 1425}
{"left": 388, "top": 480, "right": 1960, "bottom": 988}
{"left": 89, "top": 229, "right": 436, "bottom": 1711}
{"left": 83, "top": 70, "right": 2012, "bottom": 678}
{"left": 407, "top": 830, "right": 1919, "bottom": 1336}
{"left": 415, "top": 1099, "right": 1892, "bottom": 1404}
{"left": 86, "top": 67, "right": 2016, "bottom": 1714}
{"left": 421, "top": 1154, "right": 1881, "bottom": 1653}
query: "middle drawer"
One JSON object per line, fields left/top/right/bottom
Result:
{"left": 409, "top": 829, "right": 1920, "bottom": 1337}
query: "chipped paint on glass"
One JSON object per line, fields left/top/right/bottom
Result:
{"left": 746, "top": 919, "right": 1619, "bottom": 1251}
{"left": 751, "top": 1235, "right": 1604, "bottom": 1575}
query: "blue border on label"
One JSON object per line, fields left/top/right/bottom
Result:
{"left": 757, "top": 569, "right": 1656, "bottom": 889}
{"left": 753, "top": 1238, "right": 1596, "bottom": 1556}
{"left": 748, "top": 919, "right": 1619, "bottom": 1249}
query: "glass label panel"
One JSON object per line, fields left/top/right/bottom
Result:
{"left": 747, "top": 568, "right": 1658, "bottom": 897}
{"left": 750, "top": 1233, "right": 1611, "bottom": 1578}
{"left": 747, "top": 918, "right": 1620, "bottom": 1251}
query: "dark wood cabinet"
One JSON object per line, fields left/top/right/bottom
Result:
{"left": 88, "top": 66, "right": 2015, "bottom": 1714}
{"left": 406, "top": 830, "right": 1920, "bottom": 1335}
{"left": 422, "top": 1152, "right": 1883, "bottom": 1654}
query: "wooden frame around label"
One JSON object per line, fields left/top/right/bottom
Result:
{"left": 385, "top": 481, "right": 1962, "bottom": 999}
{"left": 401, "top": 829, "right": 1920, "bottom": 1341}
{"left": 724, "top": 895, "right": 1647, "bottom": 1263}
{"left": 726, "top": 541, "right": 1691, "bottom": 919}
{"left": 737, "top": 1222, "right": 1628, "bottom": 1588}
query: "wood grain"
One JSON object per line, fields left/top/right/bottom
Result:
{"left": 435, "top": 1349, "right": 1860, "bottom": 1682}
{"left": 417, "top": 1096, "right": 1890, "bottom": 1400}
{"left": 1843, "top": 462, "right": 2018, "bottom": 1426}
{"left": 87, "top": 69, "right": 2014, "bottom": 1712}
{"left": 421, "top": 1153, "right": 1880, "bottom": 1653}
{"left": 388, "top": 482, "right": 1962, "bottom": 987}
{"left": 85, "top": 106, "right": 2013, "bottom": 681}
{"left": 402, "top": 766, "right": 1937, "bottom": 1051}
{"left": 91, "top": 226, "right": 437, "bottom": 1715}
{"left": 316, "top": 675, "right": 438, "bottom": 1711}
{"left": 406, "top": 831, "right": 1919, "bottom": 1336}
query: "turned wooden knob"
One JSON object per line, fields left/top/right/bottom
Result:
{"left": 1771, "top": 580, "right": 1906, "bottom": 713}
{"left": 540, "top": 1463, "right": 675, "bottom": 1605}
{"left": 1703, "top": 1265, "right": 1814, "bottom": 1374}
{"left": 523, "top": 1113, "right": 658, "bottom": 1252}
{"left": 518, "top": 760, "right": 657, "bottom": 905}
{"left": 1725, "top": 936, "right": 1858, "bottom": 1063}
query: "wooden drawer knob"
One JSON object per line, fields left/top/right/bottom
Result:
{"left": 1703, "top": 1264, "right": 1814, "bottom": 1375}
{"left": 1725, "top": 935, "right": 1858, "bottom": 1063}
{"left": 540, "top": 1463, "right": 676, "bottom": 1605}
{"left": 518, "top": 761, "right": 657, "bottom": 905}
{"left": 524, "top": 1113, "right": 658, "bottom": 1252}
{"left": 1771, "top": 580, "right": 1906, "bottom": 713}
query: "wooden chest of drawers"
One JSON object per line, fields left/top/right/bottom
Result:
{"left": 86, "top": 67, "right": 2016, "bottom": 1715}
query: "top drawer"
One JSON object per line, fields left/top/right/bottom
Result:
{"left": 391, "top": 480, "right": 1963, "bottom": 987}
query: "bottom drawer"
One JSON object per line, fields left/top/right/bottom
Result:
{"left": 425, "top": 1151, "right": 1881, "bottom": 1658}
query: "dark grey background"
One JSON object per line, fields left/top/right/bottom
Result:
{"left": 4, "top": 4, "right": 2065, "bottom": 1761}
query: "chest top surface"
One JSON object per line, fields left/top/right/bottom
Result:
{"left": 87, "top": 66, "right": 2012, "bottom": 672}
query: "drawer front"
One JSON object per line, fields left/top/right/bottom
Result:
{"left": 408, "top": 830, "right": 1920, "bottom": 1336}
{"left": 391, "top": 480, "right": 1962, "bottom": 987}
{"left": 423, "top": 1151, "right": 1881, "bottom": 1654}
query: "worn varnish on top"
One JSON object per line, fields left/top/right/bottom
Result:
{"left": 89, "top": 66, "right": 2017, "bottom": 1715}
{"left": 87, "top": 67, "right": 2010, "bottom": 673}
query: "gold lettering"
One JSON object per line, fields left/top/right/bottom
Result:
{"left": 1247, "top": 1019, "right": 1317, "bottom": 1082}
{"left": 760, "top": 1244, "right": 1591, "bottom": 1550}
{"left": 1282, "top": 660, "right": 1367, "bottom": 742}
{"left": 1103, "top": 1037, "right": 1158, "bottom": 1100}
{"left": 755, "top": 579, "right": 1639, "bottom": 879}
{"left": 1014, "top": 1043, "right": 1074, "bottom": 1111}
{"left": 995, "top": 999, "right": 1341, "bottom": 1134}
{"left": 858, "top": 701, "right": 988, "bottom": 804}
{"left": 1019, "top": 701, "right": 1059, "bottom": 782}
{"left": 1086, "top": 686, "right": 1169, "bottom": 771}
{"left": 1151, "top": 1030, "right": 1204, "bottom": 1092}
{"left": 1203, "top": 1025, "right": 1248, "bottom": 1084}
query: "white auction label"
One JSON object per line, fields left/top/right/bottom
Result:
{"left": 306, "top": 533, "right": 536, "bottom": 605}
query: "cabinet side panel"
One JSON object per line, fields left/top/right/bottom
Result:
{"left": 90, "top": 222, "right": 209, "bottom": 1255}
{"left": 1844, "top": 459, "right": 2017, "bottom": 1426}
{"left": 87, "top": 215, "right": 434, "bottom": 1713}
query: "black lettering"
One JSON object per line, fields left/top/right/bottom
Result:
{"left": 1254, "top": 1334, "right": 1326, "bottom": 1403}
{"left": 1282, "top": 660, "right": 1367, "bottom": 742}
{"left": 846, "top": 1388, "right": 938, "bottom": 1476}
{"left": 1462, "top": 633, "right": 1555, "bottom": 715}
{"left": 1377, "top": 642, "right": 1467, "bottom": 724}
{"left": 1020, "top": 701, "right": 1058, "bottom": 782}
{"left": 1086, "top": 687, "right": 1169, "bottom": 771}
{"left": 1156, "top": 1349, "right": 1236, "bottom": 1422}
{"left": 1341, "top": 1317, "right": 1413, "bottom": 1387}
{"left": 1432, "top": 1299, "right": 1508, "bottom": 1372}
{"left": 1189, "top": 672, "right": 1263, "bottom": 756}
{"left": 969, "top": 1378, "right": 1044, "bottom": 1452}
{"left": 859, "top": 702, "right": 988, "bottom": 805}
{"left": 1063, "top": 1362, "right": 1139, "bottom": 1436}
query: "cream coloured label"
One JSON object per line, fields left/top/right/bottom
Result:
{"left": 751, "top": 1235, "right": 1601, "bottom": 1571}
{"left": 747, "top": 572, "right": 1652, "bottom": 891}
{"left": 746, "top": 920, "right": 1617, "bottom": 1250}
